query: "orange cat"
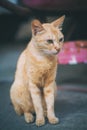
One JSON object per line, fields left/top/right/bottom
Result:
{"left": 10, "top": 16, "right": 65, "bottom": 126}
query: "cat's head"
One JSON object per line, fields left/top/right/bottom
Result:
{"left": 31, "top": 15, "right": 65, "bottom": 55}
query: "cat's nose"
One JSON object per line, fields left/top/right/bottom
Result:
{"left": 54, "top": 46, "right": 60, "bottom": 52}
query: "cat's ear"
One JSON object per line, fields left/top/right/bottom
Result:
{"left": 51, "top": 15, "right": 65, "bottom": 30}
{"left": 31, "top": 19, "right": 45, "bottom": 35}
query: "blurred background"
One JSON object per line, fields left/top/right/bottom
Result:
{"left": 0, "top": 0, "right": 87, "bottom": 130}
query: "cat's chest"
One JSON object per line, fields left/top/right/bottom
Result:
{"left": 28, "top": 61, "right": 56, "bottom": 87}
{"left": 38, "top": 62, "right": 54, "bottom": 76}
{"left": 30, "top": 60, "right": 55, "bottom": 74}
{"left": 26, "top": 53, "right": 57, "bottom": 86}
{"left": 28, "top": 58, "right": 57, "bottom": 78}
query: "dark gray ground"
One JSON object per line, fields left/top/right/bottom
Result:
{"left": 0, "top": 42, "right": 87, "bottom": 130}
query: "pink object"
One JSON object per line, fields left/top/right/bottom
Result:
{"left": 58, "top": 41, "right": 87, "bottom": 64}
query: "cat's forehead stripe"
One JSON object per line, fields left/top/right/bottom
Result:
{"left": 46, "top": 35, "right": 55, "bottom": 41}
{"left": 42, "top": 23, "right": 64, "bottom": 42}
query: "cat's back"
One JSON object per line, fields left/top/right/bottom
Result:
{"left": 15, "top": 49, "right": 27, "bottom": 81}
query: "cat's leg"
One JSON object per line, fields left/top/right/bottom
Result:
{"left": 12, "top": 102, "right": 34, "bottom": 123}
{"left": 10, "top": 82, "right": 24, "bottom": 115}
{"left": 42, "top": 96, "right": 47, "bottom": 117}
{"left": 44, "top": 81, "right": 59, "bottom": 124}
{"left": 13, "top": 102, "right": 23, "bottom": 116}
{"left": 29, "top": 82, "right": 45, "bottom": 126}
{"left": 24, "top": 112, "right": 34, "bottom": 123}
{"left": 10, "top": 81, "right": 34, "bottom": 123}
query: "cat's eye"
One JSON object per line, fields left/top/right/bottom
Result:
{"left": 59, "top": 37, "right": 64, "bottom": 42}
{"left": 47, "top": 39, "right": 54, "bottom": 44}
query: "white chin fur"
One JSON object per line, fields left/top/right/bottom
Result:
{"left": 43, "top": 50, "right": 58, "bottom": 55}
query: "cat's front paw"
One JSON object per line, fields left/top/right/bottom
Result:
{"left": 24, "top": 113, "right": 34, "bottom": 123}
{"left": 36, "top": 117, "right": 45, "bottom": 126}
{"left": 49, "top": 117, "right": 59, "bottom": 124}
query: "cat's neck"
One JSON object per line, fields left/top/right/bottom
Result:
{"left": 28, "top": 38, "right": 56, "bottom": 62}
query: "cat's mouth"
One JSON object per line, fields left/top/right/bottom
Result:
{"left": 53, "top": 52, "right": 59, "bottom": 55}
{"left": 52, "top": 48, "right": 61, "bottom": 55}
{"left": 43, "top": 49, "right": 60, "bottom": 55}
{"left": 53, "top": 50, "right": 60, "bottom": 55}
